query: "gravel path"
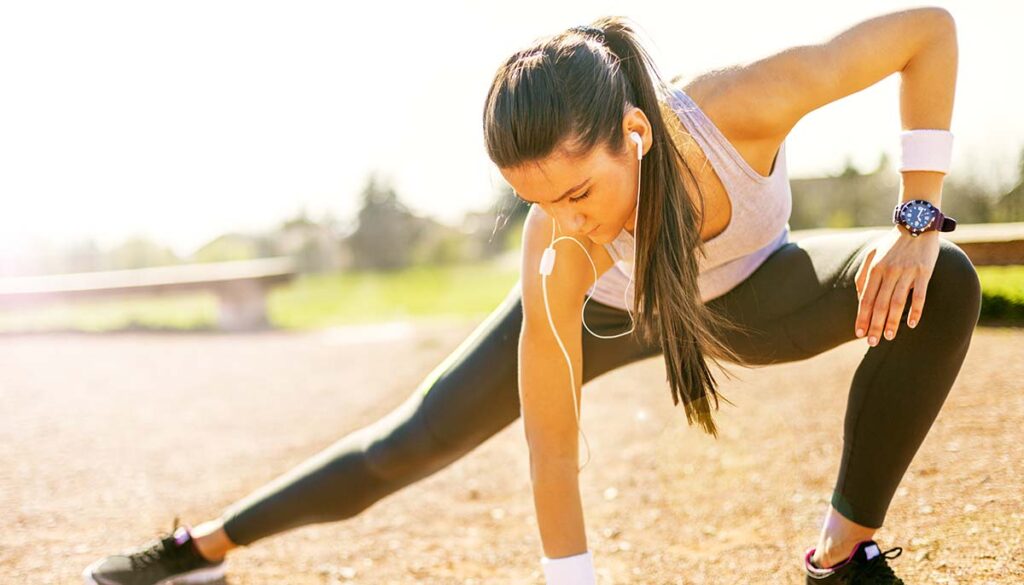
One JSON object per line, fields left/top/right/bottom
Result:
{"left": 1, "top": 322, "right": 1020, "bottom": 584}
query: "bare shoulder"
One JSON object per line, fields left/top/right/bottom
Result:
{"left": 668, "top": 68, "right": 738, "bottom": 111}
{"left": 519, "top": 205, "right": 614, "bottom": 321}
{"left": 667, "top": 67, "right": 790, "bottom": 177}
{"left": 668, "top": 66, "right": 785, "bottom": 143}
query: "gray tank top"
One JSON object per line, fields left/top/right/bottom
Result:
{"left": 586, "top": 84, "right": 792, "bottom": 310}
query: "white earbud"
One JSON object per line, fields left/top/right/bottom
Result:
{"left": 535, "top": 127, "right": 645, "bottom": 474}
{"left": 629, "top": 131, "right": 643, "bottom": 161}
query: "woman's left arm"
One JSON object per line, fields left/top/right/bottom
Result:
{"left": 853, "top": 9, "right": 958, "bottom": 347}
{"left": 708, "top": 7, "right": 959, "bottom": 346}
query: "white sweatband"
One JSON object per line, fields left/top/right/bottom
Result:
{"left": 541, "top": 551, "right": 596, "bottom": 584}
{"left": 898, "top": 129, "right": 953, "bottom": 174}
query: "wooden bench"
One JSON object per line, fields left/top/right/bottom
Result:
{"left": 0, "top": 257, "right": 298, "bottom": 332}
{"left": 789, "top": 222, "right": 1024, "bottom": 266}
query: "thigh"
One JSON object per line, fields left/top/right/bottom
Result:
{"left": 704, "top": 229, "right": 889, "bottom": 365}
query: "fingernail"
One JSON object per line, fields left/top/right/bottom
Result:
{"left": 869, "top": 336, "right": 877, "bottom": 346}
{"left": 909, "top": 319, "right": 916, "bottom": 328}
{"left": 885, "top": 330, "right": 893, "bottom": 339}
{"left": 856, "top": 328, "right": 864, "bottom": 337}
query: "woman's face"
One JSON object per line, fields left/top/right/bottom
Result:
{"left": 499, "top": 117, "right": 650, "bottom": 243}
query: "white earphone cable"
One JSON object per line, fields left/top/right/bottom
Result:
{"left": 539, "top": 133, "right": 642, "bottom": 473}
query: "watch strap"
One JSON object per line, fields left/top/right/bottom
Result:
{"left": 926, "top": 209, "right": 945, "bottom": 233}
{"left": 930, "top": 210, "right": 957, "bottom": 233}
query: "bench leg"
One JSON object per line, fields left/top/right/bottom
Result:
{"left": 215, "top": 281, "right": 270, "bottom": 331}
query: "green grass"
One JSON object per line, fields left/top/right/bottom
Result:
{"left": 977, "top": 265, "right": 1024, "bottom": 301}
{"left": 0, "top": 260, "right": 521, "bottom": 333}
{"left": 268, "top": 261, "right": 521, "bottom": 329}
{"left": 976, "top": 265, "right": 1024, "bottom": 323}
{"left": 1, "top": 261, "right": 1019, "bottom": 334}
{"left": 0, "top": 293, "right": 219, "bottom": 333}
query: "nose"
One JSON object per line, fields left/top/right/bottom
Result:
{"left": 553, "top": 209, "right": 588, "bottom": 234}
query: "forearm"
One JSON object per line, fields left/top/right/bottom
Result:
{"left": 517, "top": 290, "right": 591, "bottom": 565}
{"left": 898, "top": 12, "right": 957, "bottom": 206}
{"left": 529, "top": 459, "right": 588, "bottom": 559}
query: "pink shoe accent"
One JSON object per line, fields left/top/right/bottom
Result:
{"left": 805, "top": 539, "right": 877, "bottom": 572}
{"left": 172, "top": 525, "right": 193, "bottom": 547}
{"left": 805, "top": 547, "right": 831, "bottom": 575}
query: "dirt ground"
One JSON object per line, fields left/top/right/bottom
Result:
{"left": 1, "top": 320, "right": 1021, "bottom": 584}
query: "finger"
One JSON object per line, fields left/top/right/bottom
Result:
{"left": 907, "top": 272, "right": 930, "bottom": 328}
{"left": 884, "top": 273, "right": 915, "bottom": 341}
{"left": 851, "top": 255, "right": 884, "bottom": 338}
{"left": 867, "top": 266, "right": 898, "bottom": 346}
{"left": 855, "top": 248, "right": 875, "bottom": 301}
{"left": 854, "top": 249, "right": 877, "bottom": 337}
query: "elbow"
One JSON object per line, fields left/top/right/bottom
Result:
{"left": 901, "top": 7, "right": 958, "bottom": 74}
{"left": 924, "top": 7, "right": 957, "bottom": 37}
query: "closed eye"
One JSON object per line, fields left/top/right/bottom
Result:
{"left": 570, "top": 189, "right": 591, "bottom": 203}
{"left": 512, "top": 189, "right": 590, "bottom": 205}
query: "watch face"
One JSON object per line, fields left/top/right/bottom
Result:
{"left": 900, "top": 201, "right": 936, "bottom": 232}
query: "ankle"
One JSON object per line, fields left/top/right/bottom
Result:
{"left": 192, "top": 540, "right": 226, "bottom": 565}
{"left": 811, "top": 549, "right": 843, "bottom": 570}
{"left": 811, "top": 539, "right": 865, "bottom": 569}
{"left": 189, "top": 520, "right": 234, "bottom": 562}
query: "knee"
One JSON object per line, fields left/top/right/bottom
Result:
{"left": 927, "top": 239, "right": 982, "bottom": 330}
{"left": 362, "top": 396, "right": 446, "bottom": 482}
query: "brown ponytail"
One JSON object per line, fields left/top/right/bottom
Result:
{"left": 483, "top": 16, "right": 754, "bottom": 437}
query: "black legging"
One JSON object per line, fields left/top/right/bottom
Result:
{"left": 218, "top": 228, "right": 981, "bottom": 545}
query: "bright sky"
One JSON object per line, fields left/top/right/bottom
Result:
{"left": 1, "top": 0, "right": 1020, "bottom": 259}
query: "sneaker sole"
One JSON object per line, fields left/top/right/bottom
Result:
{"left": 81, "top": 556, "right": 226, "bottom": 585}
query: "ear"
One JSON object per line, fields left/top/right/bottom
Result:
{"left": 622, "top": 107, "right": 652, "bottom": 158}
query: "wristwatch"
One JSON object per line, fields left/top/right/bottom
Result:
{"left": 892, "top": 199, "right": 957, "bottom": 237}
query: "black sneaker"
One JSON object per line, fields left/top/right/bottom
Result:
{"left": 82, "top": 517, "right": 226, "bottom": 585}
{"left": 804, "top": 539, "right": 905, "bottom": 584}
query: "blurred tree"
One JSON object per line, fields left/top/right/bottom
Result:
{"left": 941, "top": 173, "right": 999, "bottom": 224}
{"left": 275, "top": 206, "right": 344, "bottom": 273}
{"left": 839, "top": 155, "right": 861, "bottom": 178}
{"left": 994, "top": 145, "right": 1024, "bottom": 222}
{"left": 488, "top": 182, "right": 530, "bottom": 252}
{"left": 825, "top": 207, "right": 856, "bottom": 229}
{"left": 410, "top": 220, "right": 466, "bottom": 266}
{"left": 192, "top": 233, "right": 267, "bottom": 263}
{"left": 62, "top": 237, "right": 104, "bottom": 273}
{"left": 788, "top": 149, "right": 1010, "bottom": 229}
{"left": 107, "top": 236, "right": 180, "bottom": 270}
{"left": 346, "top": 173, "right": 423, "bottom": 270}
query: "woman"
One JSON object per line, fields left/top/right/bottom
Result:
{"left": 84, "top": 9, "right": 976, "bottom": 585}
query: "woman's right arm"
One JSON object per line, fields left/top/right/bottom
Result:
{"left": 517, "top": 205, "right": 610, "bottom": 563}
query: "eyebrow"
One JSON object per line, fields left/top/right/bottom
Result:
{"left": 516, "top": 177, "right": 591, "bottom": 204}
